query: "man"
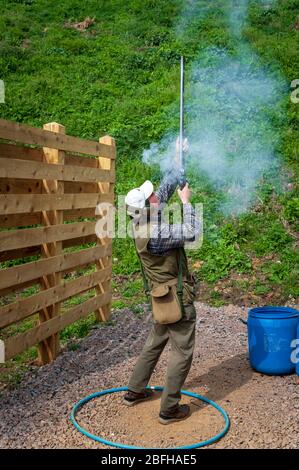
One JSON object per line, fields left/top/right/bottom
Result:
{"left": 123, "top": 143, "right": 200, "bottom": 425}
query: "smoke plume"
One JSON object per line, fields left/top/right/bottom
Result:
{"left": 142, "top": 0, "right": 286, "bottom": 215}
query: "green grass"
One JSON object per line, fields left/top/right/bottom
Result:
{"left": 0, "top": 0, "right": 298, "bottom": 385}
{"left": 0, "top": 0, "right": 297, "bottom": 293}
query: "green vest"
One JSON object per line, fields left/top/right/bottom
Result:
{"left": 133, "top": 219, "right": 195, "bottom": 306}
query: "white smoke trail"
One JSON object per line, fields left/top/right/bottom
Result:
{"left": 186, "top": 44, "right": 285, "bottom": 215}
{"left": 142, "top": 0, "right": 286, "bottom": 215}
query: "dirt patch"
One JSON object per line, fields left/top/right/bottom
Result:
{"left": 293, "top": 16, "right": 299, "bottom": 30}
{"left": 0, "top": 303, "right": 298, "bottom": 449}
{"left": 64, "top": 17, "right": 95, "bottom": 32}
{"left": 77, "top": 391, "right": 223, "bottom": 448}
{"left": 21, "top": 39, "right": 30, "bottom": 49}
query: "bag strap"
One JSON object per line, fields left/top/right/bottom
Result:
{"left": 176, "top": 248, "right": 185, "bottom": 315}
{"left": 177, "top": 247, "right": 183, "bottom": 296}
{"left": 138, "top": 252, "right": 150, "bottom": 296}
{"left": 133, "top": 237, "right": 150, "bottom": 297}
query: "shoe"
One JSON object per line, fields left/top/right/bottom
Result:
{"left": 158, "top": 404, "right": 190, "bottom": 425}
{"left": 123, "top": 389, "right": 154, "bottom": 406}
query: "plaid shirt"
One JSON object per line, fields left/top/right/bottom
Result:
{"left": 146, "top": 172, "right": 201, "bottom": 256}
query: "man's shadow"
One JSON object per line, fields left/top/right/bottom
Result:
{"left": 184, "top": 353, "right": 253, "bottom": 415}
{"left": 150, "top": 353, "right": 253, "bottom": 411}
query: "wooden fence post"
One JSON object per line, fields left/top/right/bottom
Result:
{"left": 38, "top": 122, "right": 65, "bottom": 364}
{"left": 95, "top": 135, "right": 115, "bottom": 321}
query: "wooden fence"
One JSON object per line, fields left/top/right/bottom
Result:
{"left": 0, "top": 118, "right": 115, "bottom": 364}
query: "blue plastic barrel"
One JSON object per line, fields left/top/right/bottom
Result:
{"left": 296, "top": 323, "right": 299, "bottom": 376}
{"left": 247, "top": 306, "right": 299, "bottom": 375}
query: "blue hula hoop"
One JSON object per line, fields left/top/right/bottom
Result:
{"left": 70, "top": 386, "right": 230, "bottom": 450}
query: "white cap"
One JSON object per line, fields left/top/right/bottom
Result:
{"left": 125, "top": 180, "right": 154, "bottom": 215}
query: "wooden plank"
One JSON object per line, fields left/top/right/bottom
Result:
{"left": 0, "top": 213, "right": 41, "bottom": 228}
{"left": 0, "top": 142, "right": 43, "bottom": 162}
{"left": 65, "top": 154, "right": 98, "bottom": 168}
{"left": 0, "top": 280, "right": 40, "bottom": 298}
{"left": 0, "top": 221, "right": 97, "bottom": 252}
{"left": 0, "top": 119, "right": 115, "bottom": 159}
{"left": 0, "top": 178, "right": 42, "bottom": 194}
{"left": 0, "top": 245, "right": 40, "bottom": 263}
{"left": 0, "top": 143, "right": 100, "bottom": 167}
{"left": 0, "top": 243, "right": 112, "bottom": 290}
{"left": 0, "top": 192, "right": 113, "bottom": 214}
{"left": 63, "top": 234, "right": 97, "bottom": 248}
{"left": 0, "top": 158, "right": 115, "bottom": 183}
{"left": 61, "top": 260, "right": 96, "bottom": 277}
{"left": 0, "top": 265, "right": 112, "bottom": 328}
{"left": 0, "top": 255, "right": 101, "bottom": 296}
{"left": 64, "top": 208, "right": 96, "bottom": 221}
{"left": 0, "top": 234, "right": 97, "bottom": 262}
{"left": 0, "top": 209, "right": 97, "bottom": 227}
{"left": 4, "top": 290, "right": 112, "bottom": 360}
{"left": 64, "top": 181, "right": 98, "bottom": 194}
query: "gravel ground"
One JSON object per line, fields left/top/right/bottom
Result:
{"left": 0, "top": 302, "right": 298, "bottom": 449}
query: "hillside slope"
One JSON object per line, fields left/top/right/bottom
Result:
{"left": 0, "top": 0, "right": 298, "bottom": 309}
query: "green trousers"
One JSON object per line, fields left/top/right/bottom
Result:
{"left": 128, "top": 304, "right": 196, "bottom": 413}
